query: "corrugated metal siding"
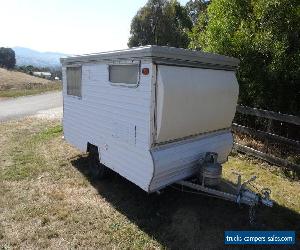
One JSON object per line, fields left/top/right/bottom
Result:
{"left": 62, "top": 63, "right": 154, "bottom": 191}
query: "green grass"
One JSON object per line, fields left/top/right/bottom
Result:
{"left": 0, "top": 118, "right": 299, "bottom": 249}
{"left": 0, "top": 121, "right": 62, "bottom": 181}
{"left": 34, "top": 124, "right": 63, "bottom": 141}
{"left": 0, "top": 82, "right": 61, "bottom": 98}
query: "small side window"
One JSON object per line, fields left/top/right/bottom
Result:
{"left": 109, "top": 64, "right": 139, "bottom": 86}
{"left": 66, "top": 66, "right": 82, "bottom": 97}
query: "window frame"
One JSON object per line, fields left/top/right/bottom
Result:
{"left": 66, "top": 65, "right": 82, "bottom": 98}
{"left": 108, "top": 62, "right": 141, "bottom": 88}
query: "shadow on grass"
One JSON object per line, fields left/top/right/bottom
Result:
{"left": 71, "top": 155, "right": 300, "bottom": 250}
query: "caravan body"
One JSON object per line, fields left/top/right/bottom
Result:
{"left": 60, "top": 46, "right": 239, "bottom": 192}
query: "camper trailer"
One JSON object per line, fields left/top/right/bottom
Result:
{"left": 60, "top": 46, "right": 273, "bottom": 211}
{"left": 61, "top": 46, "right": 273, "bottom": 213}
{"left": 61, "top": 45, "right": 239, "bottom": 191}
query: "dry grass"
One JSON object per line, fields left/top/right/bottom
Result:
{"left": 0, "top": 117, "right": 299, "bottom": 249}
{"left": 233, "top": 132, "right": 300, "bottom": 168}
{"left": 224, "top": 154, "right": 300, "bottom": 213}
{"left": 0, "top": 68, "right": 61, "bottom": 98}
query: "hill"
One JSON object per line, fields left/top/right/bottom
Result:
{"left": 0, "top": 68, "right": 61, "bottom": 98}
{"left": 13, "top": 47, "right": 68, "bottom": 68}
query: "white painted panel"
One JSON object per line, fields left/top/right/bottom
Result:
{"left": 156, "top": 65, "right": 239, "bottom": 143}
{"left": 149, "top": 130, "right": 233, "bottom": 192}
{"left": 62, "top": 62, "right": 154, "bottom": 191}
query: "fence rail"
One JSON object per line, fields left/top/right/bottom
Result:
{"left": 233, "top": 143, "right": 300, "bottom": 171}
{"left": 236, "top": 105, "right": 300, "bottom": 125}
{"left": 232, "top": 123, "right": 300, "bottom": 148}
{"left": 233, "top": 105, "right": 300, "bottom": 172}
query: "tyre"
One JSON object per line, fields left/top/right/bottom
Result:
{"left": 88, "top": 147, "right": 107, "bottom": 180}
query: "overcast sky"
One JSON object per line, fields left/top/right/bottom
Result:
{"left": 1, "top": 0, "right": 189, "bottom": 54}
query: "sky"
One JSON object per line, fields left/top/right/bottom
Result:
{"left": 1, "top": 0, "right": 189, "bottom": 55}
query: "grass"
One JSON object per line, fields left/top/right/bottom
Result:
{"left": 0, "top": 117, "right": 299, "bottom": 249}
{"left": 234, "top": 131, "right": 300, "bottom": 166}
{"left": 224, "top": 154, "right": 300, "bottom": 214}
{"left": 0, "top": 68, "right": 61, "bottom": 98}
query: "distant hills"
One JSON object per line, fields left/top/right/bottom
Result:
{"left": 13, "top": 47, "right": 69, "bottom": 69}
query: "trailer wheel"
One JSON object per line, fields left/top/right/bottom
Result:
{"left": 88, "top": 146, "right": 107, "bottom": 180}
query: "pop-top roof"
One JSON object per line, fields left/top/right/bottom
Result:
{"left": 60, "top": 45, "right": 239, "bottom": 70}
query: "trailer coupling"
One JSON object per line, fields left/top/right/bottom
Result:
{"left": 176, "top": 177, "right": 273, "bottom": 208}
{"left": 175, "top": 152, "right": 273, "bottom": 224}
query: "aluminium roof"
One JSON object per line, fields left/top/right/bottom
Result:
{"left": 60, "top": 45, "right": 239, "bottom": 70}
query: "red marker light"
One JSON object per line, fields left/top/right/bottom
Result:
{"left": 142, "top": 68, "right": 149, "bottom": 75}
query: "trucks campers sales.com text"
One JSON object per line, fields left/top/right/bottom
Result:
{"left": 224, "top": 231, "right": 296, "bottom": 245}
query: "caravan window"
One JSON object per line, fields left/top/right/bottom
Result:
{"left": 66, "top": 66, "right": 82, "bottom": 97}
{"left": 109, "top": 64, "right": 139, "bottom": 86}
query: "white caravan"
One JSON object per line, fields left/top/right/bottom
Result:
{"left": 61, "top": 46, "right": 274, "bottom": 218}
{"left": 60, "top": 46, "right": 239, "bottom": 192}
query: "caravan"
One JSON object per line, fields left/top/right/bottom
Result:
{"left": 61, "top": 45, "right": 239, "bottom": 192}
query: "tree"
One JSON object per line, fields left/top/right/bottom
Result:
{"left": 0, "top": 47, "right": 16, "bottom": 69}
{"left": 185, "top": 0, "right": 209, "bottom": 25}
{"left": 128, "top": 0, "right": 192, "bottom": 48}
{"left": 189, "top": 0, "right": 300, "bottom": 114}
